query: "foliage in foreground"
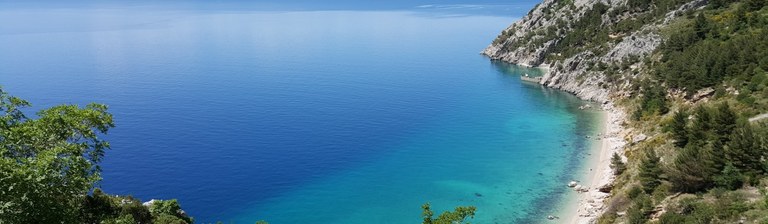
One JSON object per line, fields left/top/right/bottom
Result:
{"left": 0, "top": 87, "right": 191, "bottom": 223}
{"left": 421, "top": 203, "right": 477, "bottom": 224}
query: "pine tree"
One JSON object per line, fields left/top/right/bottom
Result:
{"left": 694, "top": 13, "right": 709, "bottom": 40}
{"left": 714, "top": 163, "right": 744, "bottom": 190}
{"left": 611, "top": 152, "right": 627, "bottom": 175}
{"left": 669, "top": 143, "right": 721, "bottom": 192}
{"left": 688, "top": 106, "right": 713, "bottom": 146}
{"left": 725, "top": 122, "right": 762, "bottom": 174}
{"left": 709, "top": 0, "right": 733, "bottom": 9}
{"left": 745, "top": 0, "right": 765, "bottom": 11}
{"left": 713, "top": 103, "right": 737, "bottom": 144}
{"left": 626, "top": 194, "right": 653, "bottom": 224}
{"left": 669, "top": 110, "right": 689, "bottom": 148}
{"left": 638, "top": 149, "right": 662, "bottom": 194}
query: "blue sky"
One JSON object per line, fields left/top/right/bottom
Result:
{"left": 0, "top": 0, "right": 541, "bottom": 17}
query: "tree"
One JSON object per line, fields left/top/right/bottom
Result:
{"left": 714, "top": 163, "right": 744, "bottom": 190}
{"left": 627, "top": 0, "right": 652, "bottom": 11}
{"left": 668, "top": 140, "right": 727, "bottom": 193}
{"left": 421, "top": 203, "right": 477, "bottom": 224}
{"left": 81, "top": 190, "right": 154, "bottom": 224}
{"left": 725, "top": 122, "right": 763, "bottom": 174}
{"left": 638, "top": 150, "right": 662, "bottom": 194}
{"left": 713, "top": 103, "right": 737, "bottom": 144}
{"left": 149, "top": 199, "right": 194, "bottom": 224}
{"left": 709, "top": 0, "right": 735, "bottom": 9}
{"left": 688, "top": 106, "right": 713, "bottom": 146}
{"left": 0, "top": 88, "right": 114, "bottom": 223}
{"left": 0, "top": 87, "right": 192, "bottom": 223}
{"left": 610, "top": 152, "right": 627, "bottom": 175}
{"left": 694, "top": 13, "right": 709, "bottom": 40}
{"left": 745, "top": 0, "right": 765, "bottom": 11}
{"left": 633, "top": 80, "right": 670, "bottom": 120}
{"left": 669, "top": 110, "right": 689, "bottom": 147}
{"left": 626, "top": 194, "right": 653, "bottom": 224}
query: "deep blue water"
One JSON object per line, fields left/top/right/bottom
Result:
{"left": 0, "top": 2, "right": 601, "bottom": 223}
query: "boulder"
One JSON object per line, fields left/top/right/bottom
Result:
{"left": 632, "top": 134, "right": 647, "bottom": 144}
{"left": 574, "top": 185, "right": 589, "bottom": 192}
{"left": 598, "top": 183, "right": 613, "bottom": 193}
{"left": 142, "top": 199, "right": 158, "bottom": 207}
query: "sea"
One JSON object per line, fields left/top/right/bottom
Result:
{"left": 0, "top": 1, "right": 602, "bottom": 223}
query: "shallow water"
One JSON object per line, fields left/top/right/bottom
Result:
{"left": 0, "top": 3, "right": 601, "bottom": 223}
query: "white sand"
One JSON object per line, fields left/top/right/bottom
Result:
{"left": 564, "top": 103, "right": 627, "bottom": 224}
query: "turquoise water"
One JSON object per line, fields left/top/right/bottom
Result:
{"left": 0, "top": 3, "right": 601, "bottom": 223}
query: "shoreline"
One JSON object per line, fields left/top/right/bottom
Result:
{"left": 563, "top": 102, "right": 626, "bottom": 224}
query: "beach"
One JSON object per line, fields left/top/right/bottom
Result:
{"left": 563, "top": 102, "right": 627, "bottom": 224}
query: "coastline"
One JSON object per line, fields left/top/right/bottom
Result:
{"left": 563, "top": 102, "right": 627, "bottom": 224}
{"left": 501, "top": 60, "right": 626, "bottom": 223}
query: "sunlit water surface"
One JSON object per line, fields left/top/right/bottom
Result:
{"left": 0, "top": 3, "right": 601, "bottom": 223}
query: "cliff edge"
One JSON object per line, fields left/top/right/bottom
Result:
{"left": 483, "top": 0, "right": 706, "bottom": 103}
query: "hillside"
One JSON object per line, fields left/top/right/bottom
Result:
{"left": 486, "top": 0, "right": 768, "bottom": 223}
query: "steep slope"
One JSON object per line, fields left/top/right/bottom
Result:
{"left": 487, "top": 0, "right": 768, "bottom": 223}
{"left": 484, "top": 0, "right": 704, "bottom": 102}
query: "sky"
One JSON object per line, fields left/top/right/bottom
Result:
{"left": 0, "top": 0, "right": 541, "bottom": 17}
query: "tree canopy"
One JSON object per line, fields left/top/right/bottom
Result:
{"left": 0, "top": 87, "right": 114, "bottom": 223}
{"left": 0, "top": 87, "right": 191, "bottom": 223}
{"left": 421, "top": 203, "right": 477, "bottom": 224}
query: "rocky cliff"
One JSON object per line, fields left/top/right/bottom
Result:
{"left": 484, "top": 0, "right": 713, "bottom": 222}
{"left": 483, "top": 0, "right": 707, "bottom": 103}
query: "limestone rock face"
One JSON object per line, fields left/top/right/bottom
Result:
{"left": 483, "top": 0, "right": 703, "bottom": 103}
{"left": 484, "top": 1, "right": 706, "bottom": 223}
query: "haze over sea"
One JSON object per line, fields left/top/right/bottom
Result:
{"left": 0, "top": 1, "right": 602, "bottom": 223}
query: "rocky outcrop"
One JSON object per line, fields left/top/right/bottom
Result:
{"left": 483, "top": 0, "right": 704, "bottom": 103}
{"left": 484, "top": 0, "right": 708, "bottom": 223}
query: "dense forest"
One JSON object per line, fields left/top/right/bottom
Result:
{"left": 491, "top": 0, "right": 768, "bottom": 221}
{"left": 599, "top": 0, "right": 768, "bottom": 223}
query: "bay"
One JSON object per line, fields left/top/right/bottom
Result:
{"left": 0, "top": 3, "right": 600, "bottom": 223}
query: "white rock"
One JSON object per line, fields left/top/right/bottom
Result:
{"left": 632, "top": 134, "right": 647, "bottom": 144}
{"left": 142, "top": 199, "right": 158, "bottom": 207}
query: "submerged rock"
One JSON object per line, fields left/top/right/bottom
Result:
{"left": 547, "top": 215, "right": 559, "bottom": 220}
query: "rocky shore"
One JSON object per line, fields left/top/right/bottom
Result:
{"left": 567, "top": 103, "right": 626, "bottom": 224}
{"left": 480, "top": 0, "right": 705, "bottom": 222}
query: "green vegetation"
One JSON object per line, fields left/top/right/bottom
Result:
{"left": 83, "top": 189, "right": 193, "bottom": 224}
{"left": 632, "top": 80, "right": 670, "bottom": 120}
{"left": 421, "top": 203, "right": 477, "bottom": 224}
{"left": 0, "top": 87, "right": 192, "bottom": 223}
{"left": 657, "top": 2, "right": 768, "bottom": 94}
{"left": 491, "top": 0, "right": 767, "bottom": 221}
{"left": 610, "top": 152, "right": 627, "bottom": 175}
{"left": 638, "top": 150, "right": 662, "bottom": 194}
{"left": 551, "top": 3, "right": 610, "bottom": 58}
{"left": 584, "top": 0, "right": 768, "bottom": 223}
